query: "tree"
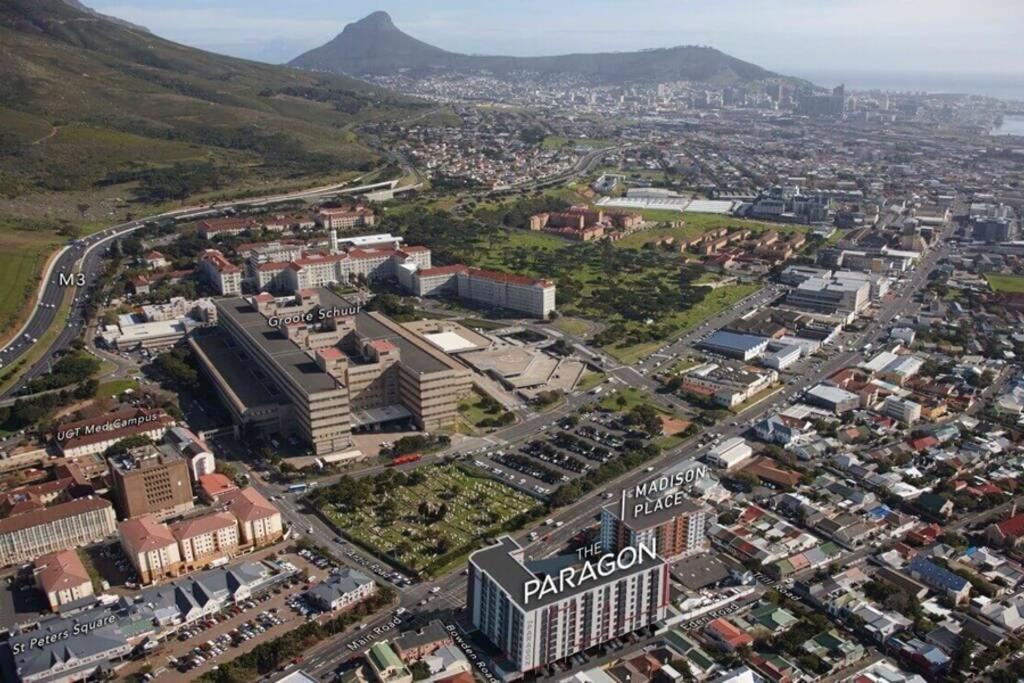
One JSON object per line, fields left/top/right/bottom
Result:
{"left": 410, "top": 661, "right": 431, "bottom": 680}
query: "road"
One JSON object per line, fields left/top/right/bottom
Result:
{"left": 0, "top": 176, "right": 402, "bottom": 398}
{"left": 286, "top": 231, "right": 954, "bottom": 679}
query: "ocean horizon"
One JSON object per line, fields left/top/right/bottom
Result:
{"left": 788, "top": 69, "right": 1024, "bottom": 103}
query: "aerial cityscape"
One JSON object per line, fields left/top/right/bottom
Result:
{"left": 1, "top": 2, "right": 1023, "bottom": 683}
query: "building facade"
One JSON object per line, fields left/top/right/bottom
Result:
{"left": 118, "top": 515, "right": 184, "bottom": 585}
{"left": 599, "top": 500, "right": 709, "bottom": 561}
{"left": 192, "top": 289, "right": 471, "bottom": 455}
{"left": 109, "top": 447, "right": 194, "bottom": 521}
{"left": 467, "top": 536, "right": 668, "bottom": 673}
{"left": 33, "top": 550, "right": 94, "bottom": 612}
{"left": 0, "top": 497, "right": 116, "bottom": 567}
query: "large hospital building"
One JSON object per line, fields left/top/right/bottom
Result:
{"left": 190, "top": 288, "right": 472, "bottom": 455}
{"left": 467, "top": 536, "right": 668, "bottom": 673}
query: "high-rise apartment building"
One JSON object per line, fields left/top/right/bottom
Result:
{"left": 599, "top": 499, "right": 709, "bottom": 561}
{"left": 467, "top": 536, "right": 668, "bottom": 673}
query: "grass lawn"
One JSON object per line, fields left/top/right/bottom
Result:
{"left": 461, "top": 317, "right": 509, "bottom": 331}
{"left": 578, "top": 372, "right": 606, "bottom": 392}
{"left": 457, "top": 390, "right": 509, "bottom": 431}
{"left": 324, "top": 464, "right": 539, "bottom": 577}
{"left": 599, "top": 387, "right": 664, "bottom": 413}
{"left": 97, "top": 379, "right": 138, "bottom": 398}
{"left": 0, "top": 222, "right": 63, "bottom": 344}
{"left": 654, "top": 434, "right": 687, "bottom": 450}
{"left": 542, "top": 135, "right": 570, "bottom": 149}
{"left": 550, "top": 315, "right": 592, "bottom": 337}
{"left": 984, "top": 273, "right": 1024, "bottom": 293}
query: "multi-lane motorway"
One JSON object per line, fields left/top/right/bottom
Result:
{"left": 0, "top": 177, "right": 408, "bottom": 399}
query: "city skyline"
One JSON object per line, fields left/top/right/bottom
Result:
{"left": 93, "top": 0, "right": 1024, "bottom": 89}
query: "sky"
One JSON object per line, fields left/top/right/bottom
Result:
{"left": 92, "top": 0, "right": 1024, "bottom": 82}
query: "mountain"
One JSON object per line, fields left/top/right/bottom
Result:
{"left": 0, "top": 0, "right": 423, "bottom": 204}
{"left": 291, "top": 11, "right": 781, "bottom": 85}
{"left": 61, "top": 0, "right": 149, "bottom": 33}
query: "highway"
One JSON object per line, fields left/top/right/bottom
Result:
{"left": 0, "top": 176, "right": 403, "bottom": 398}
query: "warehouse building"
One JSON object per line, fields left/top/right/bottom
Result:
{"left": 804, "top": 384, "right": 860, "bottom": 414}
{"left": 697, "top": 331, "right": 769, "bottom": 361}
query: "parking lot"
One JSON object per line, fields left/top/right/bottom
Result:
{"left": 119, "top": 551, "right": 323, "bottom": 681}
{"left": 470, "top": 408, "right": 656, "bottom": 498}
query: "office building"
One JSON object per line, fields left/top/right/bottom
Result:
{"left": 804, "top": 384, "right": 860, "bottom": 414}
{"left": 883, "top": 396, "right": 922, "bottom": 424}
{"left": 33, "top": 550, "right": 94, "bottom": 612}
{"left": 197, "top": 217, "right": 254, "bottom": 239}
{"left": 307, "top": 568, "right": 376, "bottom": 611}
{"left": 109, "top": 446, "right": 194, "bottom": 521}
{"left": 1, "top": 604, "right": 134, "bottom": 683}
{"left": 600, "top": 499, "right": 709, "bottom": 561}
{"left": 786, "top": 276, "right": 869, "bottom": 316}
{"left": 220, "top": 487, "right": 283, "bottom": 547}
{"left": 681, "top": 363, "right": 777, "bottom": 408}
{"left": 405, "top": 265, "right": 557, "bottom": 319}
{"left": 467, "top": 536, "right": 668, "bottom": 673}
{"left": 118, "top": 515, "right": 184, "bottom": 585}
{"left": 762, "top": 342, "right": 802, "bottom": 370}
{"left": 0, "top": 497, "right": 116, "bottom": 567}
{"left": 707, "top": 437, "right": 754, "bottom": 470}
{"left": 317, "top": 205, "right": 376, "bottom": 230}
{"left": 191, "top": 288, "right": 472, "bottom": 456}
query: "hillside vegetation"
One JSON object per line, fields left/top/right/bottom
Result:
{"left": 0, "top": 0, "right": 424, "bottom": 205}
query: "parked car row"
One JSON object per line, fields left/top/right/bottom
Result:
{"left": 341, "top": 547, "right": 413, "bottom": 586}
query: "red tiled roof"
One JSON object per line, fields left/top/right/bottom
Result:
{"left": 466, "top": 267, "right": 551, "bottom": 287}
{"left": 220, "top": 487, "right": 278, "bottom": 523}
{"left": 119, "top": 514, "right": 176, "bottom": 553}
{"left": 417, "top": 265, "right": 468, "bottom": 277}
{"left": 170, "top": 511, "right": 236, "bottom": 540}
{"left": 199, "top": 473, "right": 237, "bottom": 497}
{"left": 0, "top": 496, "right": 111, "bottom": 534}
{"left": 995, "top": 513, "right": 1024, "bottom": 539}
{"left": 706, "top": 618, "right": 753, "bottom": 647}
{"left": 34, "top": 550, "right": 91, "bottom": 594}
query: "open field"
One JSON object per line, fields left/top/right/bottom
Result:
{"left": 322, "top": 464, "right": 540, "bottom": 577}
{"left": 599, "top": 386, "right": 659, "bottom": 413}
{"left": 0, "top": 235, "right": 56, "bottom": 341}
{"left": 578, "top": 371, "right": 606, "bottom": 392}
{"left": 97, "top": 379, "right": 139, "bottom": 398}
{"left": 985, "top": 273, "right": 1024, "bottom": 293}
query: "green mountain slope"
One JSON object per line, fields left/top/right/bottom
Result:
{"left": 292, "top": 11, "right": 782, "bottom": 85}
{"left": 0, "top": 0, "right": 423, "bottom": 203}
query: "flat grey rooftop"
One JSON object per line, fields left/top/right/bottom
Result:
{"left": 470, "top": 535, "right": 664, "bottom": 611}
{"left": 191, "top": 331, "right": 286, "bottom": 409}
{"left": 354, "top": 310, "right": 448, "bottom": 374}
{"left": 215, "top": 292, "right": 357, "bottom": 395}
